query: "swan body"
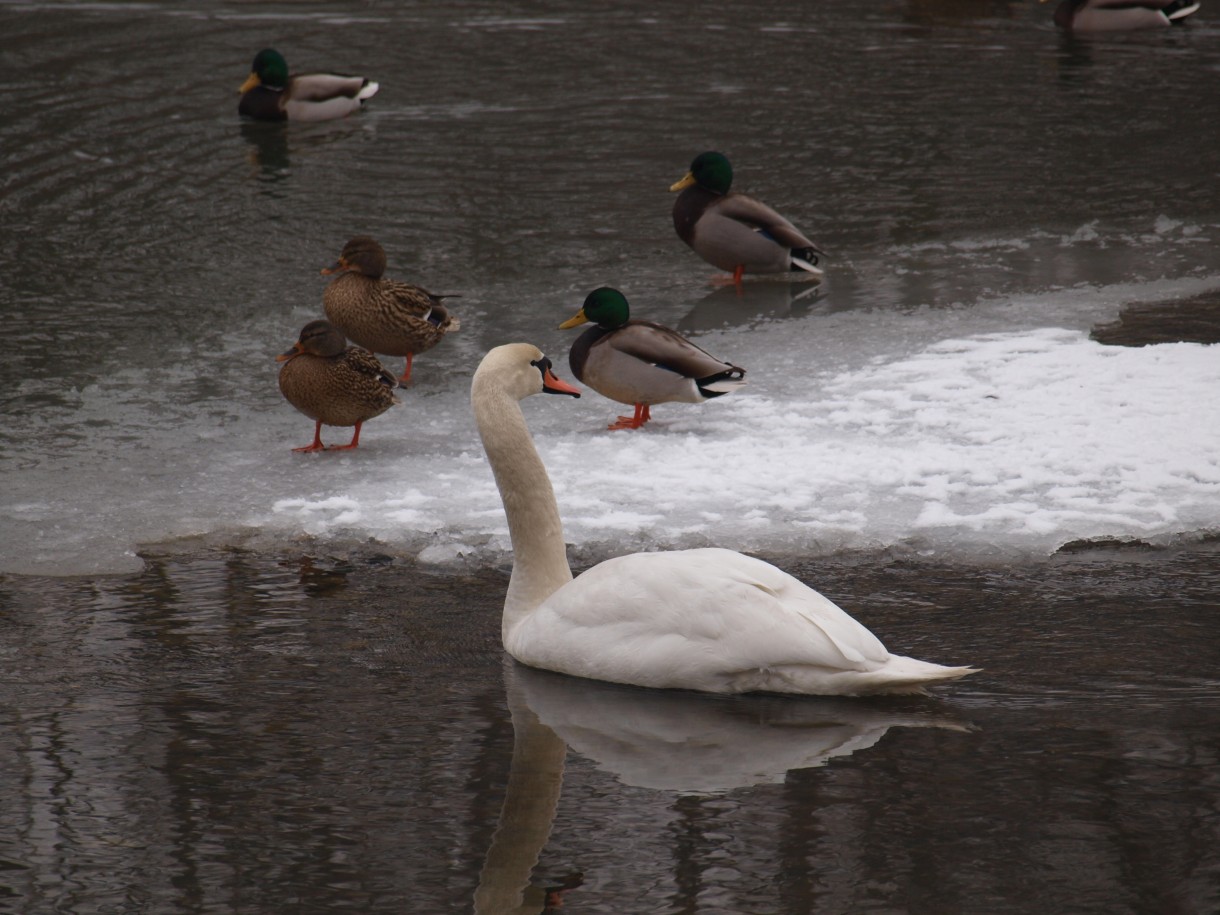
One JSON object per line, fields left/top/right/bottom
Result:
{"left": 321, "top": 235, "right": 460, "bottom": 384}
{"left": 276, "top": 319, "right": 399, "bottom": 452}
{"left": 671, "top": 151, "right": 825, "bottom": 283}
{"left": 1043, "top": 0, "right": 1199, "bottom": 30}
{"left": 239, "top": 48, "right": 379, "bottom": 122}
{"left": 472, "top": 343, "right": 978, "bottom": 696}
{"left": 559, "top": 287, "right": 745, "bottom": 430}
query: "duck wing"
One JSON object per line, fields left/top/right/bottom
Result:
{"left": 713, "top": 192, "right": 823, "bottom": 254}
{"left": 289, "top": 73, "right": 378, "bottom": 102}
{"left": 381, "top": 279, "right": 458, "bottom": 325}
{"left": 602, "top": 321, "right": 742, "bottom": 381}
{"left": 281, "top": 74, "right": 379, "bottom": 122}
{"left": 342, "top": 346, "right": 399, "bottom": 391}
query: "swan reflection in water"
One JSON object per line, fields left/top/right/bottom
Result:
{"left": 474, "top": 662, "right": 970, "bottom": 913}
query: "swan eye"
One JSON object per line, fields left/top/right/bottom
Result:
{"left": 530, "top": 356, "right": 552, "bottom": 379}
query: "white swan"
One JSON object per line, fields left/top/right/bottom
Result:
{"left": 472, "top": 343, "right": 979, "bottom": 696}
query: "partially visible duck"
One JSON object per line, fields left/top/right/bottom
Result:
{"left": 321, "top": 235, "right": 460, "bottom": 384}
{"left": 239, "top": 48, "right": 379, "bottom": 122}
{"left": 1043, "top": 0, "right": 1199, "bottom": 30}
{"left": 558, "top": 287, "right": 745, "bottom": 430}
{"left": 276, "top": 319, "right": 399, "bottom": 452}
{"left": 670, "top": 151, "right": 824, "bottom": 285}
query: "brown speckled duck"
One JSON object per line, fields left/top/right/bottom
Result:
{"left": 671, "top": 152, "right": 824, "bottom": 285}
{"left": 558, "top": 287, "right": 746, "bottom": 431}
{"left": 239, "top": 48, "right": 379, "bottom": 123}
{"left": 321, "top": 235, "right": 460, "bottom": 384}
{"left": 1042, "top": 0, "right": 1199, "bottom": 30}
{"left": 276, "top": 320, "right": 399, "bottom": 453}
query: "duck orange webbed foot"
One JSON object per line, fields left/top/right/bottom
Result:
{"left": 607, "top": 403, "right": 651, "bottom": 430}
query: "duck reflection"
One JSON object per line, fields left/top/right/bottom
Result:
{"left": 1055, "top": 32, "right": 1097, "bottom": 83}
{"left": 239, "top": 121, "right": 291, "bottom": 180}
{"left": 677, "top": 279, "right": 825, "bottom": 335}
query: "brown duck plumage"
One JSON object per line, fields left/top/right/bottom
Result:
{"left": 276, "top": 319, "right": 399, "bottom": 452}
{"left": 321, "top": 235, "right": 460, "bottom": 384}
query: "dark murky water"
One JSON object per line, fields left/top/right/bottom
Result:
{"left": 3, "top": 545, "right": 1219, "bottom": 913}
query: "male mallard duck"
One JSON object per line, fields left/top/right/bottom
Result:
{"left": 321, "top": 235, "right": 461, "bottom": 384}
{"left": 471, "top": 342, "right": 978, "bottom": 695}
{"left": 670, "top": 151, "right": 824, "bottom": 284}
{"left": 1042, "top": 0, "right": 1199, "bottom": 29}
{"left": 276, "top": 319, "right": 399, "bottom": 453}
{"left": 238, "top": 48, "right": 379, "bottom": 122}
{"left": 558, "top": 287, "right": 745, "bottom": 430}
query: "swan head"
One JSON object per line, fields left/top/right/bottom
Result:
{"left": 473, "top": 343, "right": 581, "bottom": 402}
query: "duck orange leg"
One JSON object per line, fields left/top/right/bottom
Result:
{"left": 327, "top": 421, "right": 364, "bottom": 451}
{"left": 292, "top": 420, "right": 327, "bottom": 453}
{"left": 710, "top": 266, "right": 746, "bottom": 288}
{"left": 608, "top": 403, "right": 651, "bottom": 431}
{"left": 399, "top": 353, "right": 414, "bottom": 384}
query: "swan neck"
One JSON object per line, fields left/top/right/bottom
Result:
{"left": 473, "top": 382, "right": 573, "bottom": 633}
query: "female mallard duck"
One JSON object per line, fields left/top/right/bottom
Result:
{"left": 670, "top": 151, "right": 825, "bottom": 284}
{"left": 558, "top": 287, "right": 745, "bottom": 430}
{"left": 1042, "top": 0, "right": 1199, "bottom": 29}
{"left": 321, "top": 235, "right": 461, "bottom": 384}
{"left": 238, "top": 48, "right": 380, "bottom": 122}
{"left": 276, "top": 319, "right": 399, "bottom": 452}
{"left": 472, "top": 342, "right": 978, "bottom": 695}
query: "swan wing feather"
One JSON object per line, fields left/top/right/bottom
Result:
{"left": 509, "top": 549, "right": 897, "bottom": 692}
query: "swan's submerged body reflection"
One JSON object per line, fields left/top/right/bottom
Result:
{"left": 509, "top": 665, "right": 970, "bottom": 794}
{"left": 476, "top": 662, "right": 971, "bottom": 911}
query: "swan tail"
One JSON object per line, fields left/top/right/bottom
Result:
{"left": 859, "top": 656, "right": 980, "bottom": 695}
{"left": 358, "top": 80, "right": 380, "bottom": 102}
{"left": 730, "top": 657, "right": 979, "bottom": 697}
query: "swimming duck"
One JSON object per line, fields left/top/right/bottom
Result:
{"left": 238, "top": 48, "right": 379, "bottom": 122}
{"left": 1042, "top": 0, "right": 1199, "bottom": 29}
{"left": 321, "top": 235, "right": 461, "bottom": 384}
{"left": 276, "top": 319, "right": 399, "bottom": 452}
{"left": 471, "top": 342, "right": 979, "bottom": 695}
{"left": 670, "top": 151, "right": 825, "bottom": 284}
{"left": 558, "top": 287, "right": 745, "bottom": 430}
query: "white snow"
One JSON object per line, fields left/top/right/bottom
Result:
{"left": 3, "top": 280, "right": 1218, "bottom": 576}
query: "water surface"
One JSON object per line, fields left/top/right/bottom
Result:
{"left": 2, "top": 545, "right": 1219, "bottom": 913}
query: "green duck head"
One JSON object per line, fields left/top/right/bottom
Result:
{"left": 670, "top": 151, "right": 733, "bottom": 195}
{"left": 559, "top": 287, "right": 631, "bottom": 331}
{"left": 243, "top": 48, "right": 289, "bottom": 92}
